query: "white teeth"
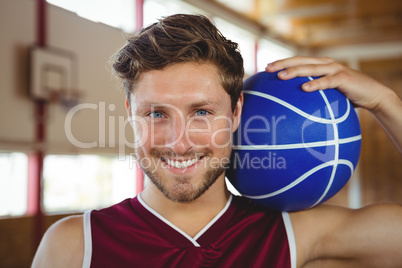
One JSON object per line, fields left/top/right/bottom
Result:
{"left": 165, "top": 158, "right": 199, "bottom": 169}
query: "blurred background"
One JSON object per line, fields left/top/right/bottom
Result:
{"left": 1, "top": 0, "right": 401, "bottom": 266}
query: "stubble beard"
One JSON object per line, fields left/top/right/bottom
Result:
{"left": 138, "top": 147, "right": 231, "bottom": 203}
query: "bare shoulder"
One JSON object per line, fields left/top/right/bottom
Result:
{"left": 288, "top": 204, "right": 350, "bottom": 267}
{"left": 289, "top": 203, "right": 402, "bottom": 267}
{"left": 32, "top": 215, "right": 85, "bottom": 268}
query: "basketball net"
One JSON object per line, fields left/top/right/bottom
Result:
{"left": 49, "top": 88, "right": 82, "bottom": 111}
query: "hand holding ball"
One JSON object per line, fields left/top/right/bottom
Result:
{"left": 228, "top": 71, "right": 361, "bottom": 211}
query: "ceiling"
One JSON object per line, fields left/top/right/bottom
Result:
{"left": 211, "top": 0, "right": 402, "bottom": 49}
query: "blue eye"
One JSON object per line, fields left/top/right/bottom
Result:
{"left": 195, "top": 110, "right": 208, "bottom": 116}
{"left": 149, "top": 111, "right": 163, "bottom": 118}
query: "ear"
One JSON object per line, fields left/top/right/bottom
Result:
{"left": 232, "top": 93, "right": 243, "bottom": 133}
{"left": 125, "top": 97, "right": 135, "bottom": 128}
{"left": 125, "top": 97, "right": 131, "bottom": 117}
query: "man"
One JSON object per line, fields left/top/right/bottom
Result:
{"left": 32, "top": 14, "right": 402, "bottom": 267}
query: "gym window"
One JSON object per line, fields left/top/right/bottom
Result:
{"left": 0, "top": 152, "right": 28, "bottom": 217}
{"left": 43, "top": 154, "right": 136, "bottom": 213}
{"left": 46, "top": 0, "right": 136, "bottom": 33}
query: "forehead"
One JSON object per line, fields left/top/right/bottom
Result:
{"left": 132, "top": 62, "right": 228, "bottom": 107}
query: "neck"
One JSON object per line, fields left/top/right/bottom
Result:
{"left": 140, "top": 175, "right": 231, "bottom": 238}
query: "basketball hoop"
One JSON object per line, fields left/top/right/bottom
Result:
{"left": 49, "top": 88, "right": 82, "bottom": 111}
{"left": 29, "top": 46, "right": 78, "bottom": 107}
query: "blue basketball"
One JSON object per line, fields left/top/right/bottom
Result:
{"left": 227, "top": 71, "right": 361, "bottom": 211}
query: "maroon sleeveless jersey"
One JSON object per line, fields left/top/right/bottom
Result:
{"left": 83, "top": 195, "right": 296, "bottom": 267}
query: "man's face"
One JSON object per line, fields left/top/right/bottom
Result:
{"left": 128, "top": 62, "right": 242, "bottom": 203}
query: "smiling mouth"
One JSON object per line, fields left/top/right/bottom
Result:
{"left": 161, "top": 157, "right": 203, "bottom": 169}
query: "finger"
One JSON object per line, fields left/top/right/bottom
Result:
{"left": 301, "top": 76, "right": 341, "bottom": 92}
{"left": 265, "top": 56, "right": 335, "bottom": 72}
{"left": 301, "top": 71, "right": 353, "bottom": 94}
{"left": 302, "top": 75, "right": 365, "bottom": 109}
{"left": 276, "top": 62, "right": 345, "bottom": 80}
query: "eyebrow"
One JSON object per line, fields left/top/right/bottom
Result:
{"left": 136, "top": 99, "right": 220, "bottom": 110}
{"left": 190, "top": 100, "right": 220, "bottom": 108}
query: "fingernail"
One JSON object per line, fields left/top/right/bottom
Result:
{"left": 302, "top": 83, "right": 311, "bottom": 91}
{"left": 278, "top": 70, "right": 287, "bottom": 77}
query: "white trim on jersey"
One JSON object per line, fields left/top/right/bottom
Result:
{"left": 82, "top": 210, "right": 93, "bottom": 268}
{"left": 282, "top": 211, "right": 297, "bottom": 268}
{"left": 138, "top": 194, "right": 233, "bottom": 247}
{"left": 193, "top": 194, "right": 233, "bottom": 241}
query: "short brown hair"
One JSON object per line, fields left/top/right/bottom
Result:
{"left": 112, "top": 14, "right": 244, "bottom": 111}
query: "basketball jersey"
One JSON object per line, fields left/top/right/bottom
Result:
{"left": 82, "top": 195, "right": 296, "bottom": 268}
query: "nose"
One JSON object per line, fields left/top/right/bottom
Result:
{"left": 165, "top": 116, "right": 192, "bottom": 155}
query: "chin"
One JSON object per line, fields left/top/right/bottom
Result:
{"left": 148, "top": 167, "right": 225, "bottom": 203}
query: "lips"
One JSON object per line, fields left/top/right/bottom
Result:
{"left": 162, "top": 157, "right": 202, "bottom": 169}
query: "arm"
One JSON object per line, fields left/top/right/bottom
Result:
{"left": 266, "top": 56, "right": 402, "bottom": 153}
{"left": 290, "top": 204, "right": 402, "bottom": 267}
{"left": 32, "top": 215, "right": 84, "bottom": 268}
